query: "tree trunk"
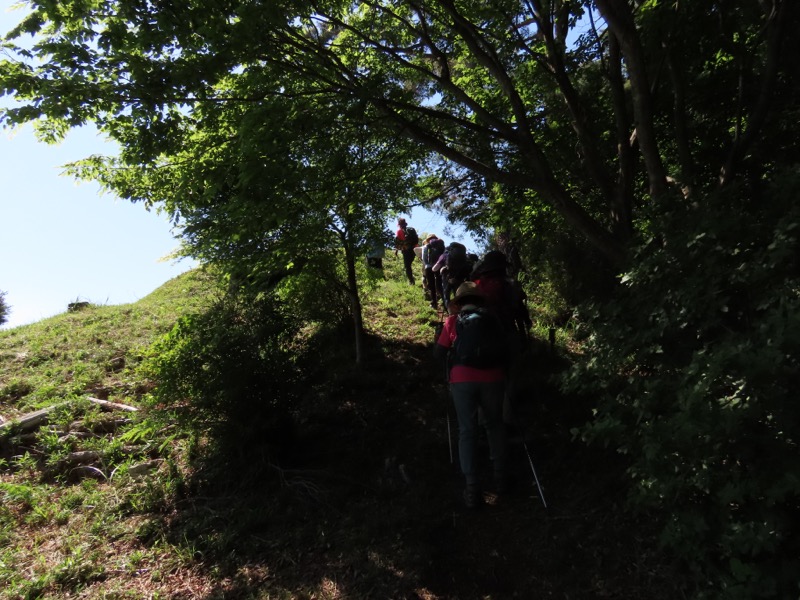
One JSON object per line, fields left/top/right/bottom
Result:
{"left": 608, "top": 32, "right": 634, "bottom": 237}
{"left": 342, "top": 237, "right": 365, "bottom": 365}
{"left": 596, "top": 0, "right": 668, "bottom": 200}
{"left": 719, "top": 0, "right": 789, "bottom": 186}
{"left": 666, "top": 46, "right": 695, "bottom": 197}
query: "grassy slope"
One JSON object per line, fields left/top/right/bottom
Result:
{"left": 0, "top": 257, "right": 684, "bottom": 600}
{"left": 0, "top": 268, "right": 221, "bottom": 416}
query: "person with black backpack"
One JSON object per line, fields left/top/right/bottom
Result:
{"left": 471, "top": 250, "right": 532, "bottom": 336}
{"left": 469, "top": 250, "right": 533, "bottom": 428}
{"left": 434, "top": 281, "right": 509, "bottom": 508}
{"left": 422, "top": 234, "right": 446, "bottom": 309}
{"left": 394, "top": 218, "right": 419, "bottom": 285}
{"left": 438, "top": 242, "right": 477, "bottom": 309}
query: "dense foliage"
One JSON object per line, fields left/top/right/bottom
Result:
{"left": 4, "top": 2, "right": 797, "bottom": 270}
{"left": 567, "top": 170, "right": 800, "bottom": 598}
{"left": 142, "top": 291, "right": 301, "bottom": 472}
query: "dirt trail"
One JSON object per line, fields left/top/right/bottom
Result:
{"left": 263, "top": 333, "right": 677, "bottom": 600}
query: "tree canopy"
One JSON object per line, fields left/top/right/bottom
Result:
{"left": 2, "top": 1, "right": 798, "bottom": 268}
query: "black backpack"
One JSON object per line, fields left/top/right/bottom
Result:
{"left": 453, "top": 307, "right": 508, "bottom": 368}
{"left": 428, "top": 238, "right": 445, "bottom": 264}
{"left": 446, "top": 242, "right": 470, "bottom": 283}
{"left": 404, "top": 226, "right": 419, "bottom": 248}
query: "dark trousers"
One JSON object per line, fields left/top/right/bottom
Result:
{"left": 450, "top": 380, "right": 507, "bottom": 485}
{"left": 401, "top": 249, "right": 416, "bottom": 284}
{"left": 425, "top": 267, "right": 442, "bottom": 306}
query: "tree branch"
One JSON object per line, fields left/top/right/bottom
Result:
{"left": 529, "top": 0, "right": 615, "bottom": 204}
{"left": 595, "top": 0, "right": 668, "bottom": 200}
{"left": 719, "top": 0, "right": 789, "bottom": 186}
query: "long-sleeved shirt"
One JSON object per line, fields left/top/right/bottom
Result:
{"left": 432, "top": 251, "right": 447, "bottom": 273}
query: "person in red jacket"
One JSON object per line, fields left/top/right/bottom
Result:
{"left": 394, "top": 218, "right": 418, "bottom": 285}
{"left": 434, "top": 281, "right": 508, "bottom": 508}
{"left": 471, "top": 250, "right": 532, "bottom": 335}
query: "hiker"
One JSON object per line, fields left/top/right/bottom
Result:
{"left": 366, "top": 239, "right": 385, "bottom": 270}
{"left": 432, "top": 250, "right": 448, "bottom": 308}
{"left": 422, "top": 234, "right": 446, "bottom": 309}
{"left": 419, "top": 236, "right": 432, "bottom": 301}
{"left": 434, "top": 281, "right": 509, "bottom": 508}
{"left": 439, "top": 242, "right": 476, "bottom": 308}
{"left": 394, "top": 218, "right": 419, "bottom": 285}
{"left": 471, "top": 250, "right": 532, "bottom": 337}
{"left": 471, "top": 250, "right": 533, "bottom": 428}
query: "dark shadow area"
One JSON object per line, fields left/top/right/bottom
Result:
{"left": 147, "top": 334, "right": 686, "bottom": 599}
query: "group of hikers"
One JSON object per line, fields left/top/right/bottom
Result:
{"left": 394, "top": 217, "right": 535, "bottom": 508}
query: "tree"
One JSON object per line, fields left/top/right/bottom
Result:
{"left": 2, "top": 2, "right": 427, "bottom": 361}
{"left": 3, "top": 1, "right": 796, "bottom": 270}
{"left": 64, "top": 72, "right": 421, "bottom": 362}
{"left": 0, "top": 290, "right": 9, "bottom": 326}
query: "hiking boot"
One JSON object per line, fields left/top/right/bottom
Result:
{"left": 463, "top": 484, "right": 482, "bottom": 509}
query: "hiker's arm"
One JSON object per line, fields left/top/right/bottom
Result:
{"left": 433, "top": 315, "right": 455, "bottom": 361}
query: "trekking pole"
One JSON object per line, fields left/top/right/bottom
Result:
{"left": 443, "top": 357, "right": 454, "bottom": 464}
{"left": 446, "top": 404, "right": 454, "bottom": 464}
{"left": 505, "top": 399, "right": 547, "bottom": 508}
{"left": 521, "top": 434, "right": 547, "bottom": 508}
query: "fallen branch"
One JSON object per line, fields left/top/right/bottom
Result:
{"left": 1, "top": 396, "right": 137, "bottom": 441}
{"left": 87, "top": 397, "right": 139, "bottom": 412}
{"left": 0, "top": 402, "right": 70, "bottom": 438}
{"left": 62, "top": 450, "right": 102, "bottom": 466}
{"left": 54, "top": 446, "right": 150, "bottom": 470}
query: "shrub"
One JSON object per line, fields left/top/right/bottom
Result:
{"left": 566, "top": 171, "right": 800, "bottom": 599}
{"left": 142, "top": 291, "right": 301, "bottom": 476}
{"left": 0, "top": 290, "right": 9, "bottom": 326}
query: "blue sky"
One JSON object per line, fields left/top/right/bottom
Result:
{"left": 0, "top": 4, "right": 477, "bottom": 330}
{"left": 0, "top": 122, "right": 197, "bottom": 329}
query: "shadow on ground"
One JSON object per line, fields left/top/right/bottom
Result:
{"left": 155, "top": 335, "right": 683, "bottom": 599}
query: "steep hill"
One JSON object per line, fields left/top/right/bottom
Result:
{"left": 0, "top": 259, "right": 683, "bottom": 599}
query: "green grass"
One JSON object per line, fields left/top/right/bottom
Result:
{"left": 0, "top": 269, "right": 224, "bottom": 599}
{"left": 1, "top": 253, "right": 423, "bottom": 585}
{"left": 362, "top": 253, "right": 441, "bottom": 344}
{"left": 0, "top": 259, "right": 440, "bottom": 600}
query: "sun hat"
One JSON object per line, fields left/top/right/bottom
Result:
{"left": 453, "top": 281, "right": 486, "bottom": 303}
{"left": 426, "top": 233, "right": 438, "bottom": 241}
